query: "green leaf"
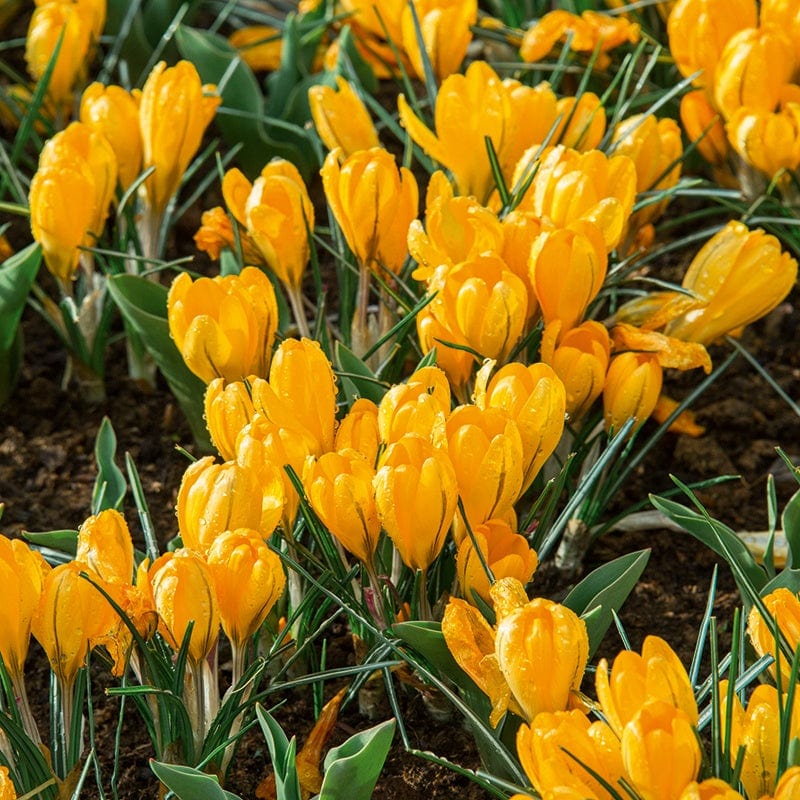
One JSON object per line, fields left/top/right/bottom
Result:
{"left": 0, "top": 244, "right": 41, "bottom": 405}
{"left": 23, "top": 529, "right": 78, "bottom": 556}
{"left": 319, "top": 719, "right": 395, "bottom": 800}
{"left": 149, "top": 761, "right": 242, "bottom": 800}
{"left": 334, "top": 342, "right": 388, "bottom": 404}
{"left": 782, "top": 487, "right": 800, "bottom": 570}
{"left": 106, "top": 274, "right": 211, "bottom": 451}
{"left": 563, "top": 549, "right": 650, "bottom": 657}
{"left": 255, "top": 705, "right": 302, "bottom": 800}
{"left": 105, "top": 0, "right": 152, "bottom": 81}
{"left": 762, "top": 569, "right": 800, "bottom": 595}
{"left": 651, "top": 494, "right": 767, "bottom": 599}
{"left": 92, "top": 417, "right": 127, "bottom": 513}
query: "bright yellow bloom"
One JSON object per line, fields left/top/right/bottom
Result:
{"left": 500, "top": 209, "right": 547, "bottom": 319}
{"left": 321, "top": 146, "right": 418, "bottom": 275}
{"left": 339, "top": 0, "right": 404, "bottom": 43}
{"left": 204, "top": 378, "right": 256, "bottom": 462}
{"left": 747, "top": 587, "right": 800, "bottom": 686}
{"left": 139, "top": 60, "right": 220, "bottom": 215}
{"left": 167, "top": 267, "right": 279, "bottom": 384}
{"left": 416, "top": 304, "right": 476, "bottom": 395}
{"left": 553, "top": 93, "right": 607, "bottom": 152}
{"left": 335, "top": 398, "right": 380, "bottom": 466}
{"left": 678, "top": 779, "right": 745, "bottom": 800}
{"left": 495, "top": 592, "right": 589, "bottom": 722}
{"left": 373, "top": 433, "right": 458, "bottom": 571}
{"left": 680, "top": 90, "right": 730, "bottom": 167}
{"left": 603, "top": 352, "right": 662, "bottom": 434}
{"left": 176, "top": 456, "right": 284, "bottom": 554}
{"left": 308, "top": 76, "right": 380, "bottom": 157}
{"left": 545, "top": 320, "right": 610, "bottom": 420}
{"left": 32, "top": 561, "right": 116, "bottom": 688}
{"left": 149, "top": 549, "right": 219, "bottom": 664}
{"left": 75, "top": 508, "right": 134, "bottom": 585}
{"left": 727, "top": 100, "right": 800, "bottom": 178}
{"left": 446, "top": 404, "right": 524, "bottom": 529}
{"left": 304, "top": 449, "right": 381, "bottom": 565}
{"left": 501, "top": 79, "right": 560, "bottom": 175}
{"left": 80, "top": 82, "right": 142, "bottom": 190}
{"left": 761, "top": 0, "right": 800, "bottom": 60}
{"left": 667, "top": 0, "right": 757, "bottom": 89}
{"left": 400, "top": 0, "right": 477, "bottom": 82}
{"left": 206, "top": 529, "right": 285, "bottom": 646}
{"left": 0, "top": 765, "right": 16, "bottom": 800}
{"left": 378, "top": 365, "right": 451, "bottom": 445}
{"left": 193, "top": 206, "right": 263, "bottom": 264}
{"left": 596, "top": 635, "right": 698, "bottom": 739}
{"left": 622, "top": 700, "right": 702, "bottom": 800}
{"left": 774, "top": 767, "right": 800, "bottom": 800}
{"left": 664, "top": 221, "right": 798, "bottom": 345}
{"left": 456, "top": 519, "right": 537, "bottom": 606}
{"left": 480, "top": 361, "right": 566, "bottom": 492}
{"left": 228, "top": 25, "right": 283, "bottom": 72}
{"left": 0, "top": 535, "right": 49, "bottom": 678}
{"left": 517, "top": 710, "right": 623, "bottom": 800}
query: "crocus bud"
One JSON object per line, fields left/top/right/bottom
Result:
{"left": 304, "top": 449, "right": 381, "bottom": 565}
{"left": 335, "top": 398, "right": 380, "bottom": 465}
{"left": 176, "top": 456, "right": 284, "bottom": 554}
{"left": 0, "top": 536, "right": 50, "bottom": 679}
{"left": 149, "top": 549, "right": 219, "bottom": 664}
{"left": 456, "top": 519, "right": 537, "bottom": 606}
{"left": 321, "top": 146, "right": 418, "bottom": 275}
{"left": 596, "top": 635, "right": 698, "bottom": 738}
{"left": 603, "top": 352, "right": 662, "bottom": 434}
{"left": 32, "top": 561, "right": 116, "bottom": 688}
{"left": 665, "top": 221, "right": 798, "bottom": 345}
{"left": 747, "top": 587, "right": 800, "bottom": 687}
{"left": 75, "top": 508, "right": 134, "bottom": 585}
{"left": 139, "top": 60, "right": 220, "bottom": 215}
{"left": 308, "top": 76, "right": 379, "bottom": 157}
{"left": 204, "top": 378, "right": 256, "bottom": 462}
{"left": 243, "top": 160, "right": 315, "bottom": 291}
{"left": 481, "top": 362, "right": 566, "bottom": 492}
{"left": 517, "top": 710, "right": 623, "bottom": 800}
{"left": 378, "top": 365, "right": 451, "bottom": 445}
{"left": 206, "top": 529, "right": 285, "bottom": 647}
{"left": 621, "top": 700, "right": 702, "bottom": 800}
{"left": 494, "top": 595, "right": 589, "bottom": 721}
{"left": 80, "top": 82, "right": 143, "bottom": 190}
{"left": 678, "top": 779, "right": 745, "bottom": 800}
{"left": 446, "top": 404, "right": 524, "bottom": 529}
{"left": 400, "top": 0, "right": 477, "bottom": 82}
{"left": 167, "top": 266, "right": 279, "bottom": 384}
{"left": 374, "top": 433, "right": 458, "bottom": 571}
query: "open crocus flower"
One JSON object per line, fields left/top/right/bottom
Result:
{"left": 308, "top": 76, "right": 380, "bottom": 157}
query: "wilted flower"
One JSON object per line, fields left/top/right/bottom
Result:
{"left": 308, "top": 76, "right": 379, "bottom": 157}
{"left": 167, "top": 267, "right": 279, "bottom": 384}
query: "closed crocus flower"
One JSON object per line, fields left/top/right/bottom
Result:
{"left": 596, "top": 635, "right": 698, "bottom": 738}
{"left": 378, "top": 365, "right": 451, "bottom": 445}
{"left": 75, "top": 508, "right": 134, "bottom": 584}
{"left": 761, "top": 0, "right": 800, "bottom": 59}
{"left": 747, "top": 587, "right": 800, "bottom": 686}
{"left": 547, "top": 320, "right": 610, "bottom": 420}
{"left": 554, "top": 93, "right": 607, "bottom": 152}
{"left": 531, "top": 221, "right": 608, "bottom": 337}
{"left": 481, "top": 362, "right": 566, "bottom": 492}
{"left": 433, "top": 255, "right": 529, "bottom": 363}
{"left": 204, "top": 378, "right": 256, "bottom": 462}
{"left": 495, "top": 596, "right": 588, "bottom": 722}
{"left": 665, "top": 221, "right": 798, "bottom": 346}
{"left": 416, "top": 304, "right": 476, "bottom": 397}
{"left": 243, "top": 160, "right": 315, "bottom": 292}
{"left": 603, "top": 352, "right": 662, "bottom": 434}
{"left": 308, "top": 76, "right": 379, "bottom": 157}
{"left": 773, "top": 767, "right": 800, "bottom": 800}
{"left": 713, "top": 26, "right": 795, "bottom": 122}
{"left": 678, "top": 780, "right": 745, "bottom": 800}
{"left": 727, "top": 101, "right": 800, "bottom": 179}
{"left": 167, "top": 267, "right": 279, "bottom": 385}
{"left": 501, "top": 79, "right": 560, "bottom": 175}
{"left": 621, "top": 700, "right": 701, "bottom": 800}
{"left": 335, "top": 398, "right": 380, "bottom": 465}
{"left": 139, "top": 60, "right": 220, "bottom": 216}
{"left": 304, "top": 449, "right": 381, "bottom": 566}
{"left": 398, "top": 60, "right": 511, "bottom": 202}
{"left": 80, "top": 82, "right": 142, "bottom": 191}
{"left": 176, "top": 456, "right": 283, "bottom": 554}
{"left": 374, "top": 433, "right": 458, "bottom": 572}
{"left": 500, "top": 209, "right": 547, "bottom": 317}
{"left": 149, "top": 549, "right": 219, "bottom": 664}
{"left": 516, "top": 710, "right": 623, "bottom": 800}
{"left": 25, "top": 1, "right": 92, "bottom": 108}
{"left": 446, "top": 404, "right": 524, "bottom": 529}
{"left": 322, "top": 146, "right": 418, "bottom": 275}
{"left": 667, "top": 0, "right": 757, "bottom": 89}
{"left": 206, "top": 528, "right": 285, "bottom": 650}
{"left": 32, "top": 561, "right": 116, "bottom": 689}
{"left": 340, "top": 0, "right": 404, "bottom": 43}
{"left": 400, "top": 0, "right": 477, "bottom": 82}
{"left": 680, "top": 90, "right": 730, "bottom": 167}
{"left": 456, "top": 519, "right": 537, "bottom": 607}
